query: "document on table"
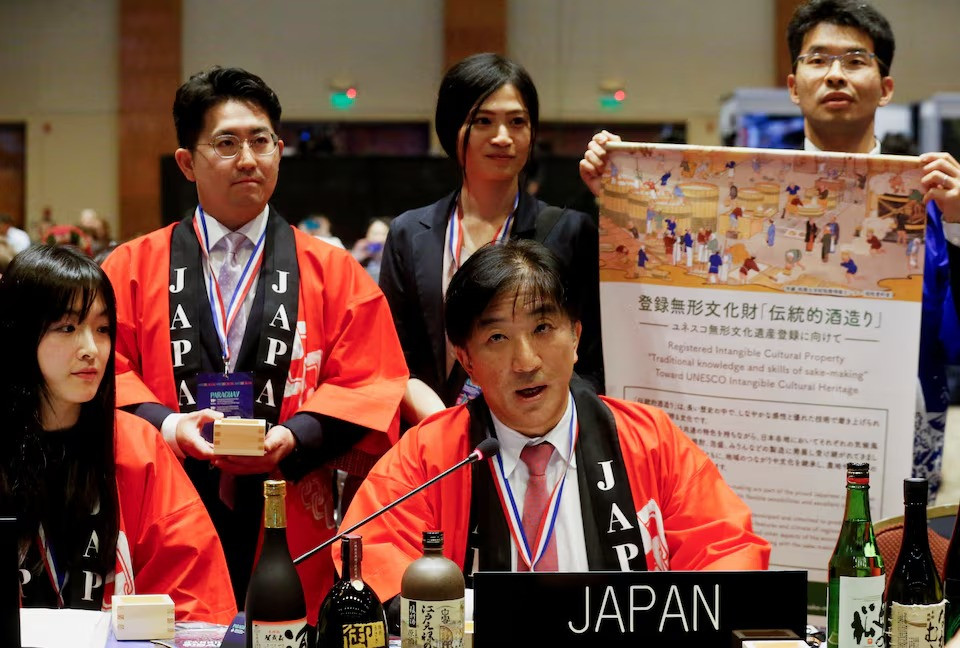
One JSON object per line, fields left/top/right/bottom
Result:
{"left": 20, "top": 608, "right": 111, "bottom": 648}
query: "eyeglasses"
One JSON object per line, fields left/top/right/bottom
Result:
{"left": 201, "top": 133, "right": 279, "bottom": 159}
{"left": 795, "top": 51, "right": 879, "bottom": 73}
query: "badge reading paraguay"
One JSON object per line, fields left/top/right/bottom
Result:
{"left": 489, "top": 394, "right": 579, "bottom": 570}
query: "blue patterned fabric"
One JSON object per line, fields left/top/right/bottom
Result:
{"left": 915, "top": 202, "right": 958, "bottom": 497}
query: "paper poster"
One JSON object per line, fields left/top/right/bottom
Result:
{"left": 599, "top": 142, "right": 924, "bottom": 614}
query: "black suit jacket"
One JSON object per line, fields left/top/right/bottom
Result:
{"left": 379, "top": 190, "right": 604, "bottom": 404}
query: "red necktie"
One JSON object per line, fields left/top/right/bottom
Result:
{"left": 518, "top": 441, "right": 558, "bottom": 572}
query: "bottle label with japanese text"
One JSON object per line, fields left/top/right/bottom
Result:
{"left": 250, "top": 618, "right": 309, "bottom": 648}
{"left": 889, "top": 601, "right": 946, "bottom": 648}
{"left": 837, "top": 575, "right": 885, "bottom": 647}
{"left": 341, "top": 621, "right": 387, "bottom": 648}
{"left": 400, "top": 596, "right": 465, "bottom": 648}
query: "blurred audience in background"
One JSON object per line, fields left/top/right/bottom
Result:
{"left": 298, "top": 214, "right": 345, "bottom": 249}
{"left": 0, "top": 213, "right": 30, "bottom": 254}
{"left": 78, "top": 208, "right": 116, "bottom": 258}
{"left": 0, "top": 239, "right": 14, "bottom": 275}
{"left": 351, "top": 217, "right": 390, "bottom": 282}
{"left": 38, "top": 223, "right": 93, "bottom": 257}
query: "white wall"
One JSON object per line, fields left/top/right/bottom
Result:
{"left": 869, "top": 0, "right": 960, "bottom": 103}
{"left": 0, "top": 0, "right": 118, "bottom": 234}
{"left": 510, "top": 0, "right": 775, "bottom": 124}
{"left": 2, "top": 0, "right": 959, "bottom": 232}
{"left": 181, "top": 0, "right": 444, "bottom": 120}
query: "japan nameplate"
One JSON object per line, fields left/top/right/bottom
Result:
{"left": 473, "top": 570, "right": 806, "bottom": 648}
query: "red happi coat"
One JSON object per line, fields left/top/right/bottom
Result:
{"left": 103, "top": 222, "right": 407, "bottom": 619}
{"left": 109, "top": 411, "right": 237, "bottom": 624}
{"left": 336, "top": 397, "right": 771, "bottom": 601}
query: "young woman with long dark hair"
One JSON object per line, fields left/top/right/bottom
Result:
{"left": 0, "top": 245, "right": 235, "bottom": 623}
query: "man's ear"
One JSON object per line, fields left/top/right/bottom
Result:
{"left": 878, "top": 76, "right": 895, "bottom": 107}
{"left": 787, "top": 74, "right": 800, "bottom": 106}
{"left": 174, "top": 148, "right": 197, "bottom": 183}
{"left": 454, "top": 345, "right": 474, "bottom": 380}
{"left": 572, "top": 320, "right": 582, "bottom": 364}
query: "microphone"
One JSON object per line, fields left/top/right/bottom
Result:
{"left": 293, "top": 438, "right": 500, "bottom": 566}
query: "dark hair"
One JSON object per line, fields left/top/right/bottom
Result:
{"left": 0, "top": 245, "right": 119, "bottom": 572}
{"left": 435, "top": 53, "right": 539, "bottom": 179}
{"left": 173, "top": 66, "right": 282, "bottom": 149}
{"left": 788, "top": 0, "right": 895, "bottom": 76}
{"left": 445, "top": 239, "right": 578, "bottom": 348}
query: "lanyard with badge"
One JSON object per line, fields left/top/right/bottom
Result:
{"left": 36, "top": 528, "right": 66, "bottom": 608}
{"left": 448, "top": 192, "right": 519, "bottom": 403}
{"left": 192, "top": 207, "right": 265, "bottom": 424}
{"left": 446, "top": 192, "right": 519, "bottom": 272}
{"left": 488, "top": 397, "right": 579, "bottom": 570}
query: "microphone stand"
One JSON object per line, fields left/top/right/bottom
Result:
{"left": 293, "top": 450, "right": 484, "bottom": 566}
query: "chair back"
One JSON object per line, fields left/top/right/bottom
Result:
{"left": 874, "top": 502, "right": 957, "bottom": 587}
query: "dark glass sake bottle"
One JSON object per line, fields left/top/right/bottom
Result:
{"left": 400, "top": 531, "right": 465, "bottom": 648}
{"left": 885, "top": 478, "right": 945, "bottom": 648}
{"left": 245, "top": 480, "right": 310, "bottom": 648}
{"left": 316, "top": 534, "right": 388, "bottom": 648}
{"left": 827, "top": 463, "right": 885, "bottom": 648}
{"left": 943, "top": 511, "right": 960, "bottom": 640}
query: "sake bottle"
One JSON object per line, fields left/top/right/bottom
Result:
{"left": 400, "top": 531, "right": 465, "bottom": 648}
{"left": 245, "top": 480, "right": 310, "bottom": 648}
{"left": 942, "top": 510, "right": 960, "bottom": 640}
{"left": 316, "top": 534, "right": 388, "bottom": 648}
{"left": 827, "top": 462, "right": 885, "bottom": 648}
{"left": 886, "top": 478, "right": 945, "bottom": 648}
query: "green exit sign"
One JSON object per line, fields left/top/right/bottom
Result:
{"left": 330, "top": 88, "right": 358, "bottom": 111}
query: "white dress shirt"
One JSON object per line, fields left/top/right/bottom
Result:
{"left": 803, "top": 136, "right": 881, "bottom": 156}
{"left": 199, "top": 205, "right": 269, "bottom": 372}
{"left": 159, "top": 206, "right": 270, "bottom": 453}
{"left": 490, "top": 392, "right": 589, "bottom": 571}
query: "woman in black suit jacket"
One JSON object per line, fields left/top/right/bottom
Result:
{"left": 379, "top": 53, "right": 603, "bottom": 424}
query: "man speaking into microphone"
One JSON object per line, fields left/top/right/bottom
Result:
{"left": 336, "top": 239, "right": 769, "bottom": 602}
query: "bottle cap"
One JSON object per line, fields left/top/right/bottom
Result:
{"left": 422, "top": 531, "right": 444, "bottom": 549}
{"left": 264, "top": 479, "right": 286, "bottom": 497}
{"left": 342, "top": 533, "right": 362, "bottom": 558}
{"left": 845, "top": 462, "right": 869, "bottom": 484}
{"left": 904, "top": 478, "right": 928, "bottom": 504}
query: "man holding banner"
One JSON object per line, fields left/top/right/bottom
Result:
{"left": 579, "top": 0, "right": 960, "bottom": 495}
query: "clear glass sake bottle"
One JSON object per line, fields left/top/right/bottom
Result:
{"left": 827, "top": 462, "right": 885, "bottom": 648}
